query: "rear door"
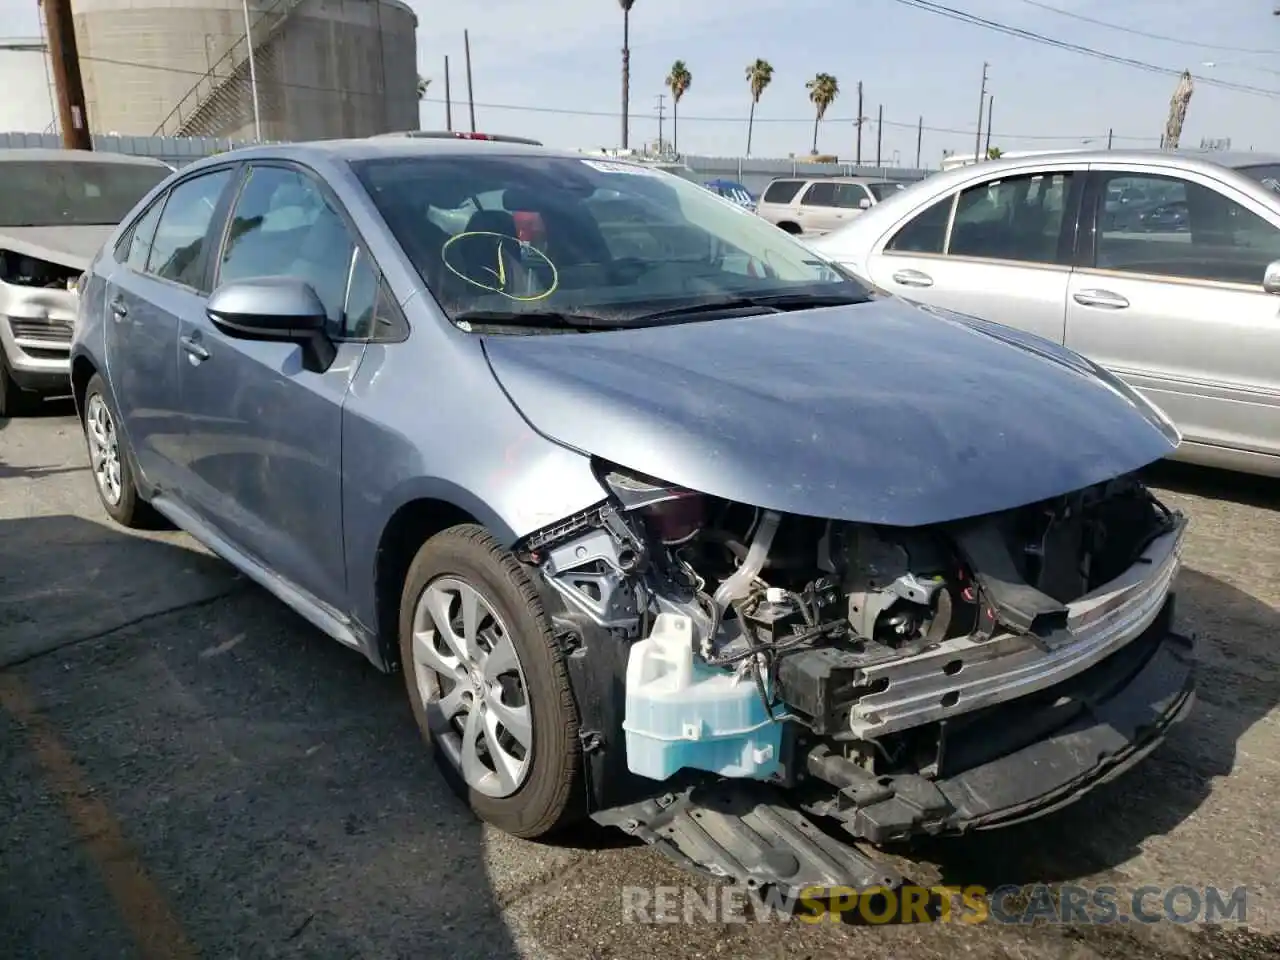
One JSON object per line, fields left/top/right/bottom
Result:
{"left": 103, "top": 165, "right": 237, "bottom": 491}
{"left": 795, "top": 181, "right": 846, "bottom": 235}
{"left": 174, "top": 161, "right": 369, "bottom": 609}
{"left": 862, "top": 164, "right": 1087, "bottom": 344}
{"left": 1064, "top": 164, "right": 1280, "bottom": 462}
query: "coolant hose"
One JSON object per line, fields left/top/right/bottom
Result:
{"left": 712, "top": 510, "right": 781, "bottom": 616}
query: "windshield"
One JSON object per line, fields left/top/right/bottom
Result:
{"left": 1236, "top": 163, "right": 1280, "bottom": 194}
{"left": 868, "top": 181, "right": 906, "bottom": 201}
{"left": 0, "top": 160, "right": 170, "bottom": 227}
{"left": 353, "top": 153, "right": 869, "bottom": 331}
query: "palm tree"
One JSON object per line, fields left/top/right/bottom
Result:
{"left": 417, "top": 76, "right": 430, "bottom": 100}
{"left": 744, "top": 59, "right": 774, "bottom": 157}
{"left": 619, "top": 0, "right": 636, "bottom": 149}
{"left": 665, "top": 60, "right": 692, "bottom": 156}
{"left": 806, "top": 72, "right": 839, "bottom": 155}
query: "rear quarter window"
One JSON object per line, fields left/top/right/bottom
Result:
{"left": 761, "top": 180, "right": 804, "bottom": 204}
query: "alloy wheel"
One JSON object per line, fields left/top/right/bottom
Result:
{"left": 85, "top": 393, "right": 123, "bottom": 506}
{"left": 412, "top": 576, "right": 533, "bottom": 798}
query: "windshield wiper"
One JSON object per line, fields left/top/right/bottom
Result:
{"left": 632, "top": 291, "right": 871, "bottom": 323}
{"left": 453, "top": 309, "right": 614, "bottom": 331}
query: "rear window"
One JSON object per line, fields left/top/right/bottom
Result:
{"left": 761, "top": 180, "right": 804, "bottom": 204}
{"left": 0, "top": 160, "right": 170, "bottom": 227}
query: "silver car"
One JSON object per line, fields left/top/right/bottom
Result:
{"left": 0, "top": 148, "right": 172, "bottom": 415}
{"left": 808, "top": 149, "right": 1280, "bottom": 478}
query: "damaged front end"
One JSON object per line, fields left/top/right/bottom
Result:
{"left": 514, "top": 462, "right": 1194, "bottom": 895}
{"left": 0, "top": 247, "right": 82, "bottom": 388}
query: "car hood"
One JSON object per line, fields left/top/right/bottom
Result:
{"left": 480, "top": 298, "right": 1179, "bottom": 527}
{"left": 0, "top": 225, "right": 117, "bottom": 271}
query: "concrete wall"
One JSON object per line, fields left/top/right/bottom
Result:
{"left": 251, "top": 0, "right": 419, "bottom": 141}
{"left": 74, "top": 0, "right": 247, "bottom": 135}
{"left": 73, "top": 0, "right": 418, "bottom": 140}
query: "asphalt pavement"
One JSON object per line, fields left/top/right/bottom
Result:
{"left": 1, "top": 400, "right": 1278, "bottom": 960}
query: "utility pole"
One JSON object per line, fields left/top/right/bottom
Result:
{"left": 983, "top": 94, "right": 993, "bottom": 158}
{"left": 1106, "top": 127, "right": 1113, "bottom": 149}
{"left": 855, "top": 80, "right": 863, "bottom": 165}
{"left": 875, "top": 103, "right": 883, "bottom": 167}
{"left": 464, "top": 29, "right": 476, "bottom": 133}
{"left": 42, "top": 0, "right": 91, "bottom": 150}
{"left": 974, "top": 61, "right": 988, "bottom": 163}
{"left": 915, "top": 115, "right": 922, "bottom": 168}
{"left": 444, "top": 55, "right": 453, "bottom": 131}
{"left": 620, "top": 0, "right": 635, "bottom": 150}
{"left": 655, "top": 94, "right": 666, "bottom": 155}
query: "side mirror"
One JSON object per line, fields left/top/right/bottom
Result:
{"left": 1265, "top": 260, "right": 1280, "bottom": 295}
{"left": 207, "top": 277, "right": 337, "bottom": 372}
{"left": 858, "top": 197, "right": 872, "bottom": 210}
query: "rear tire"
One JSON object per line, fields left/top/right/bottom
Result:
{"left": 399, "top": 523, "right": 585, "bottom": 839}
{"left": 81, "top": 373, "right": 164, "bottom": 529}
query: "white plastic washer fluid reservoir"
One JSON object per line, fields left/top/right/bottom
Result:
{"left": 623, "top": 612, "right": 783, "bottom": 782}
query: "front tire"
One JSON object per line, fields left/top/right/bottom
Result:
{"left": 81, "top": 373, "right": 163, "bottom": 529}
{"left": 399, "top": 524, "right": 585, "bottom": 838}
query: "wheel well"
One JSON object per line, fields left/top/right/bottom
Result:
{"left": 71, "top": 356, "right": 96, "bottom": 421}
{"left": 374, "top": 498, "right": 478, "bottom": 671}
{"left": 777, "top": 221, "right": 802, "bottom": 234}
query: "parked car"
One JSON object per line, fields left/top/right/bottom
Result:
{"left": 0, "top": 148, "right": 173, "bottom": 415}
{"left": 71, "top": 138, "right": 1193, "bottom": 898}
{"left": 807, "top": 149, "right": 1280, "bottom": 478}
{"left": 756, "top": 176, "right": 905, "bottom": 236}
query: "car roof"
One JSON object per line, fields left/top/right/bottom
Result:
{"left": 0, "top": 148, "right": 170, "bottom": 166}
{"left": 179, "top": 138, "right": 592, "bottom": 170}
{"left": 935, "top": 147, "right": 1280, "bottom": 178}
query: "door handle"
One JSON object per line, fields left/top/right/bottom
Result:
{"left": 1073, "top": 289, "right": 1129, "bottom": 309}
{"left": 180, "top": 334, "right": 210, "bottom": 362}
{"left": 109, "top": 297, "right": 127, "bottom": 320}
{"left": 891, "top": 269, "right": 934, "bottom": 288}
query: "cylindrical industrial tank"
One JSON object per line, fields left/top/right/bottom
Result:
{"left": 73, "top": 0, "right": 419, "bottom": 141}
{"left": 0, "top": 41, "right": 56, "bottom": 134}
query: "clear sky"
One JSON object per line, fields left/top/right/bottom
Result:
{"left": 414, "top": 0, "right": 1280, "bottom": 163}
{"left": 4, "top": 0, "right": 1279, "bottom": 165}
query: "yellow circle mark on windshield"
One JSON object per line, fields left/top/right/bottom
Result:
{"left": 440, "top": 230, "right": 560, "bottom": 302}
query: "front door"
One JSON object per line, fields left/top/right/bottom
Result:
{"left": 104, "top": 167, "right": 235, "bottom": 491}
{"left": 865, "top": 168, "right": 1085, "bottom": 345}
{"left": 175, "top": 162, "right": 366, "bottom": 609}
{"left": 1065, "top": 167, "right": 1280, "bottom": 461}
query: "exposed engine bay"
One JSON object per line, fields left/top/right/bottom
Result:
{"left": 0, "top": 249, "right": 81, "bottom": 290}
{"left": 515, "top": 460, "right": 1190, "bottom": 865}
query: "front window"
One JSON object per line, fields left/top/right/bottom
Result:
{"left": 353, "top": 154, "right": 869, "bottom": 331}
{"left": 1235, "top": 163, "right": 1280, "bottom": 194}
{"left": 1094, "top": 173, "right": 1280, "bottom": 286}
{"left": 0, "top": 160, "right": 170, "bottom": 227}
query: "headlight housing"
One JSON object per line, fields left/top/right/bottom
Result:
{"left": 596, "top": 463, "right": 706, "bottom": 546}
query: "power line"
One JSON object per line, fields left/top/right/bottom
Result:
{"left": 884, "top": 0, "right": 1280, "bottom": 99}
{"left": 75, "top": 47, "right": 1160, "bottom": 144}
{"left": 1012, "top": 0, "right": 1277, "bottom": 56}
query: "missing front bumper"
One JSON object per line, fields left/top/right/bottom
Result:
{"left": 805, "top": 599, "right": 1195, "bottom": 843}
{"left": 591, "top": 600, "right": 1194, "bottom": 890}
